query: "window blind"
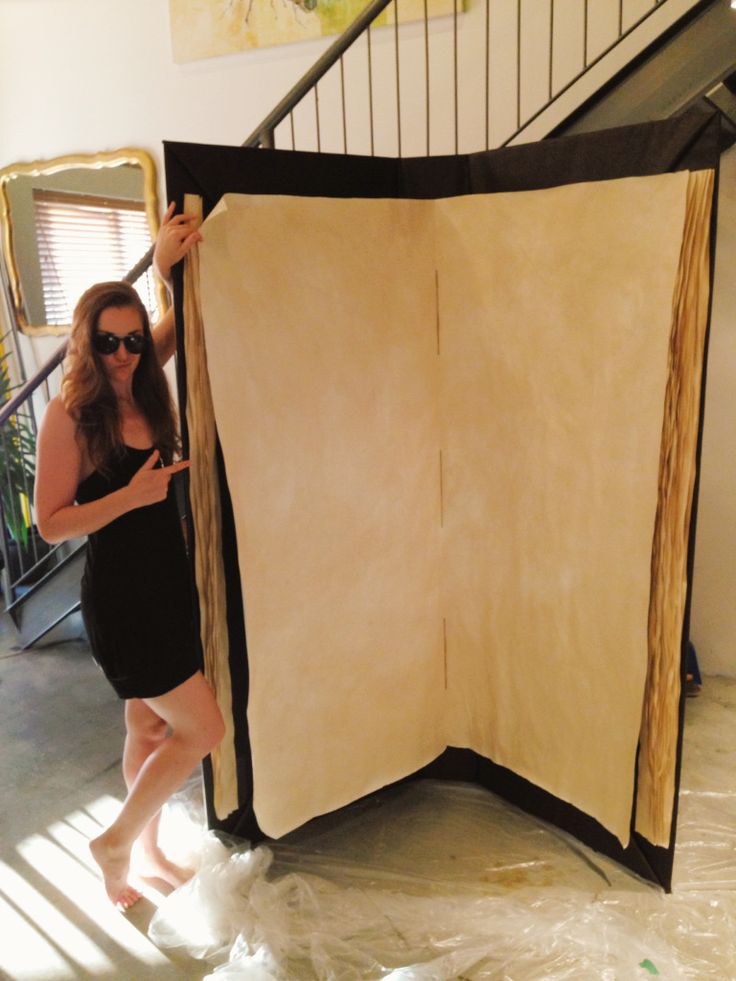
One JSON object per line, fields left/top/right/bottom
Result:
{"left": 33, "top": 190, "right": 159, "bottom": 325}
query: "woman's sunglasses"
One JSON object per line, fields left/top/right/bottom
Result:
{"left": 93, "top": 332, "right": 148, "bottom": 356}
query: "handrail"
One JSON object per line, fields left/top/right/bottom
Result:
{"left": 241, "top": 0, "right": 393, "bottom": 148}
{"left": 126, "top": 243, "right": 155, "bottom": 285}
{"left": 0, "top": 344, "right": 65, "bottom": 424}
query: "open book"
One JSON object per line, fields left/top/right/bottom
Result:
{"left": 167, "top": 110, "right": 719, "bottom": 888}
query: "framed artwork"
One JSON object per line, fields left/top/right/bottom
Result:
{"left": 169, "top": 0, "right": 462, "bottom": 63}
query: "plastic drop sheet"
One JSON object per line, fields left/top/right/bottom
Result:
{"left": 149, "top": 679, "right": 736, "bottom": 981}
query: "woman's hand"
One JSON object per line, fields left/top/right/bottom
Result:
{"left": 35, "top": 399, "right": 191, "bottom": 544}
{"left": 126, "top": 449, "right": 191, "bottom": 508}
{"left": 153, "top": 202, "right": 202, "bottom": 290}
{"left": 151, "top": 203, "right": 202, "bottom": 365}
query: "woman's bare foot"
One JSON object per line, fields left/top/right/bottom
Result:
{"left": 89, "top": 832, "right": 141, "bottom": 910}
{"left": 134, "top": 844, "right": 193, "bottom": 890}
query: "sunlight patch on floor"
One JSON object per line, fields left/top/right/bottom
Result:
{"left": 1, "top": 794, "right": 176, "bottom": 978}
{"left": 0, "top": 878, "right": 96, "bottom": 980}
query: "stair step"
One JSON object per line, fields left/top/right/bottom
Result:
{"left": 8, "top": 542, "right": 86, "bottom": 649}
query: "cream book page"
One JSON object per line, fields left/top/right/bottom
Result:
{"left": 436, "top": 173, "right": 690, "bottom": 846}
{"left": 197, "top": 194, "right": 446, "bottom": 838}
{"left": 189, "top": 170, "right": 703, "bottom": 844}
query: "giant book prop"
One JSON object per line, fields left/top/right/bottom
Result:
{"left": 165, "top": 109, "right": 720, "bottom": 890}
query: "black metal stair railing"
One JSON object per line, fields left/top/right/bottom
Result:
{"left": 247, "top": 0, "right": 709, "bottom": 155}
{"left": 0, "top": 0, "right": 709, "bottom": 640}
{"left": 0, "top": 246, "right": 159, "bottom": 635}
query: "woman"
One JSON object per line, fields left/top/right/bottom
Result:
{"left": 34, "top": 205, "right": 224, "bottom": 911}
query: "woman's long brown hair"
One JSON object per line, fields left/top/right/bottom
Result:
{"left": 62, "top": 281, "right": 179, "bottom": 475}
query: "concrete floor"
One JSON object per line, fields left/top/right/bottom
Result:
{"left": 0, "top": 613, "right": 206, "bottom": 980}
{"left": 1, "top": 612, "right": 734, "bottom": 980}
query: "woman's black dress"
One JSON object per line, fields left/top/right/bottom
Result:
{"left": 77, "top": 445, "right": 200, "bottom": 699}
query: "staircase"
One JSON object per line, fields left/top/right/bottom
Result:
{"left": 1, "top": 0, "right": 734, "bottom": 648}
{"left": 552, "top": 0, "right": 736, "bottom": 140}
{"left": 5, "top": 539, "right": 85, "bottom": 649}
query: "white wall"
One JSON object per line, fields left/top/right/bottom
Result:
{"left": 0, "top": 0, "right": 732, "bottom": 675}
{"left": 690, "top": 144, "right": 736, "bottom": 678}
{"left": 0, "top": 0, "right": 318, "bottom": 167}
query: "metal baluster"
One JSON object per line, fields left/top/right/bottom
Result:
{"left": 394, "top": 0, "right": 402, "bottom": 157}
{"left": 0, "top": 493, "right": 11, "bottom": 605}
{"left": 516, "top": 0, "right": 522, "bottom": 131}
{"left": 340, "top": 56, "right": 348, "bottom": 154}
{"left": 424, "top": 0, "right": 431, "bottom": 156}
{"left": 367, "top": 25, "right": 375, "bottom": 156}
{"left": 583, "top": 0, "right": 589, "bottom": 68}
{"left": 454, "top": 0, "right": 459, "bottom": 154}
{"left": 290, "top": 110, "right": 296, "bottom": 150}
{"left": 17, "top": 413, "right": 37, "bottom": 567}
{"left": 0, "top": 424, "right": 23, "bottom": 586}
{"left": 618, "top": 0, "right": 624, "bottom": 37}
{"left": 314, "top": 84, "right": 322, "bottom": 153}
{"left": 485, "top": 0, "right": 490, "bottom": 150}
{"left": 549, "top": 0, "right": 555, "bottom": 100}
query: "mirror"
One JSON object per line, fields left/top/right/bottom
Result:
{"left": 0, "top": 148, "right": 164, "bottom": 336}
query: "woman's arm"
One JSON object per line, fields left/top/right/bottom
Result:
{"left": 152, "top": 202, "right": 202, "bottom": 366}
{"left": 152, "top": 305, "right": 177, "bottom": 367}
{"left": 34, "top": 396, "right": 189, "bottom": 544}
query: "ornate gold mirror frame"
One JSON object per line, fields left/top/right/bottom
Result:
{"left": 0, "top": 148, "right": 163, "bottom": 336}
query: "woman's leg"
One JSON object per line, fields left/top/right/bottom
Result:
{"left": 123, "top": 699, "right": 191, "bottom": 888}
{"left": 90, "top": 671, "right": 224, "bottom": 908}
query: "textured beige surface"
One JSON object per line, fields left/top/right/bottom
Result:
{"left": 434, "top": 176, "right": 690, "bottom": 844}
{"left": 198, "top": 195, "right": 446, "bottom": 837}
{"left": 193, "top": 172, "right": 699, "bottom": 844}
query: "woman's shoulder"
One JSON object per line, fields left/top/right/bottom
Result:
{"left": 39, "top": 395, "right": 86, "bottom": 459}
{"left": 39, "top": 396, "right": 96, "bottom": 480}
{"left": 43, "top": 394, "right": 71, "bottom": 422}
{"left": 42, "top": 394, "right": 77, "bottom": 433}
